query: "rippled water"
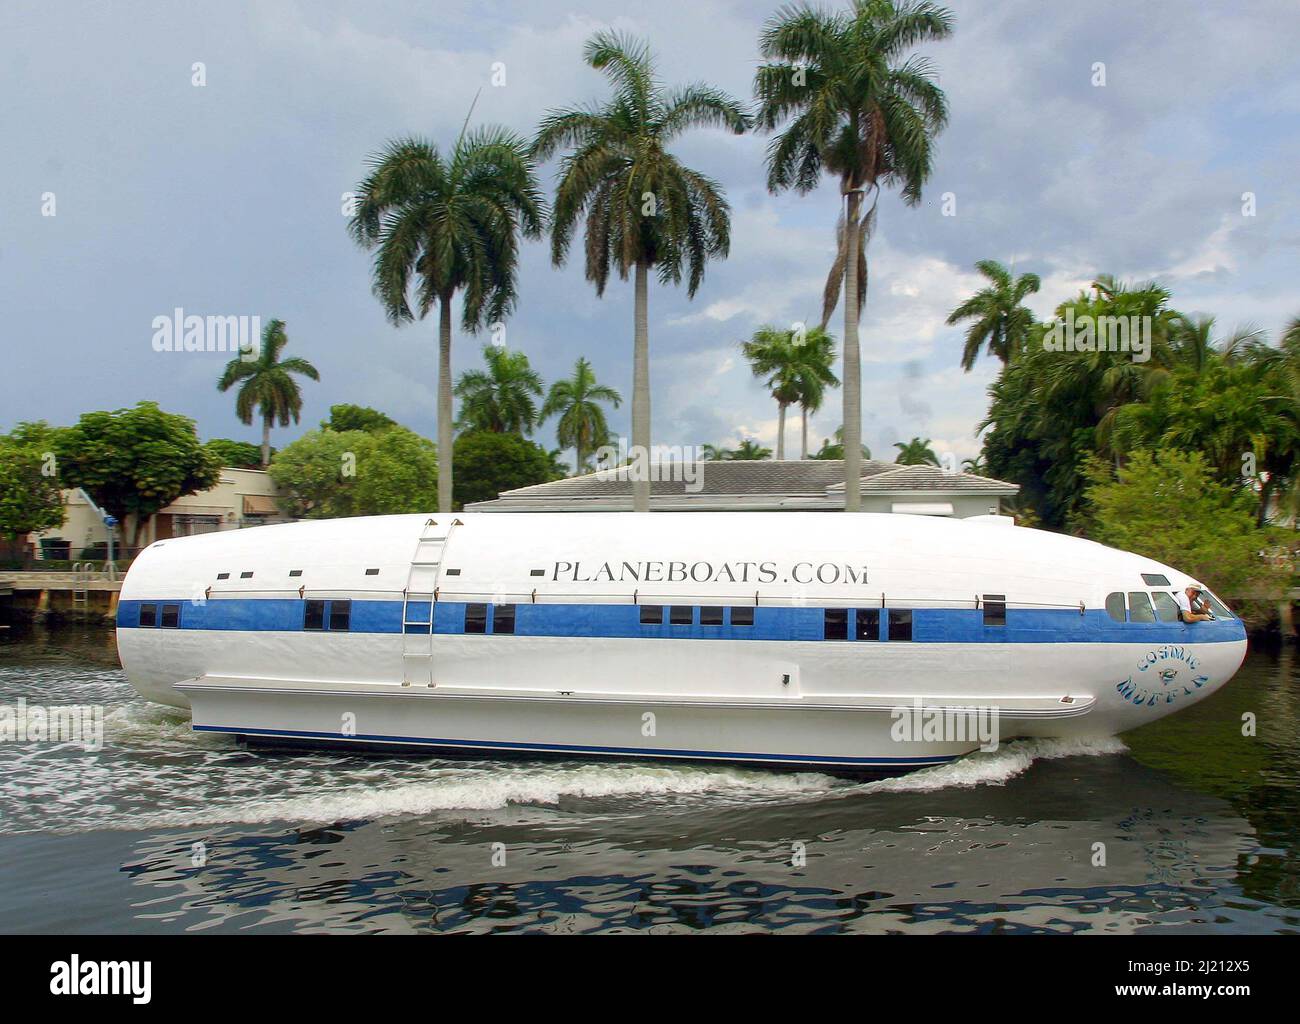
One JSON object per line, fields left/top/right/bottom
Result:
{"left": 1, "top": 625, "right": 1297, "bottom": 933}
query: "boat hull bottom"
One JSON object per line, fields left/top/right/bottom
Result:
{"left": 233, "top": 730, "right": 942, "bottom": 777}
{"left": 183, "top": 685, "right": 988, "bottom": 774}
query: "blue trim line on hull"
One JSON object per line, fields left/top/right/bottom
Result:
{"left": 192, "top": 724, "right": 959, "bottom": 768}
{"left": 119, "top": 597, "right": 1249, "bottom": 645}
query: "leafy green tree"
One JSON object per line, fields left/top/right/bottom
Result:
{"left": 455, "top": 345, "right": 544, "bottom": 435}
{"left": 0, "top": 422, "right": 66, "bottom": 541}
{"left": 269, "top": 426, "right": 438, "bottom": 519}
{"left": 204, "top": 438, "right": 264, "bottom": 469}
{"left": 452, "top": 430, "right": 565, "bottom": 508}
{"left": 542, "top": 357, "right": 622, "bottom": 472}
{"left": 217, "top": 319, "right": 320, "bottom": 467}
{"left": 533, "top": 31, "right": 747, "bottom": 510}
{"left": 1112, "top": 363, "right": 1287, "bottom": 481}
{"left": 1108, "top": 356, "right": 1300, "bottom": 524}
{"left": 323, "top": 404, "right": 397, "bottom": 434}
{"left": 893, "top": 436, "right": 939, "bottom": 465}
{"left": 1249, "top": 314, "right": 1300, "bottom": 521}
{"left": 543, "top": 447, "right": 572, "bottom": 480}
{"left": 55, "top": 402, "right": 221, "bottom": 548}
{"left": 982, "top": 276, "right": 1180, "bottom": 528}
{"left": 1284, "top": 315, "right": 1300, "bottom": 349}
{"left": 728, "top": 439, "right": 773, "bottom": 461}
{"left": 1082, "top": 448, "right": 1286, "bottom": 623}
{"left": 947, "top": 259, "right": 1041, "bottom": 370}
{"left": 755, "top": 0, "right": 953, "bottom": 508}
{"left": 1168, "top": 314, "right": 1264, "bottom": 374}
{"left": 349, "top": 128, "right": 544, "bottom": 513}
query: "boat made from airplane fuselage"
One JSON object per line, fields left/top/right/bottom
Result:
{"left": 116, "top": 511, "right": 1247, "bottom": 773}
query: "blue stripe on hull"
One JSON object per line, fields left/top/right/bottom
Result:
{"left": 192, "top": 723, "right": 958, "bottom": 769}
{"left": 118, "top": 597, "right": 1248, "bottom": 645}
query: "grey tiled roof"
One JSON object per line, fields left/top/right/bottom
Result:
{"left": 496, "top": 459, "right": 1017, "bottom": 498}
{"left": 834, "top": 464, "right": 1019, "bottom": 494}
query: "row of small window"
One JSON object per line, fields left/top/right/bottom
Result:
{"left": 464, "top": 603, "right": 515, "bottom": 634}
{"left": 454, "top": 604, "right": 916, "bottom": 639}
{"left": 824, "top": 608, "right": 913, "bottom": 641}
{"left": 138, "top": 604, "right": 182, "bottom": 628}
{"left": 638, "top": 605, "right": 755, "bottom": 626}
{"left": 1105, "top": 591, "right": 1181, "bottom": 623}
{"left": 305, "top": 599, "right": 352, "bottom": 631}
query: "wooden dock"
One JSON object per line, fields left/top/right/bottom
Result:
{"left": 0, "top": 572, "right": 122, "bottom": 623}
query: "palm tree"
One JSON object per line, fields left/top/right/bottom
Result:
{"left": 730, "top": 439, "right": 773, "bottom": 461}
{"left": 947, "top": 259, "right": 1041, "bottom": 370}
{"left": 755, "top": 0, "right": 953, "bottom": 510}
{"left": 893, "top": 436, "right": 939, "bottom": 465}
{"left": 348, "top": 128, "right": 544, "bottom": 512}
{"left": 700, "top": 443, "right": 733, "bottom": 461}
{"left": 541, "top": 356, "right": 623, "bottom": 471}
{"left": 1168, "top": 314, "right": 1266, "bottom": 373}
{"left": 217, "top": 319, "right": 320, "bottom": 467}
{"left": 811, "top": 426, "right": 871, "bottom": 460}
{"left": 792, "top": 328, "right": 839, "bottom": 458}
{"left": 1283, "top": 315, "right": 1300, "bottom": 351}
{"left": 532, "top": 31, "right": 748, "bottom": 510}
{"left": 455, "top": 345, "right": 544, "bottom": 435}
{"left": 1045, "top": 276, "right": 1179, "bottom": 463}
{"left": 742, "top": 326, "right": 803, "bottom": 459}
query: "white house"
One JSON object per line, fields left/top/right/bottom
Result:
{"left": 466, "top": 459, "right": 1019, "bottom": 516}
{"left": 32, "top": 467, "right": 290, "bottom": 557}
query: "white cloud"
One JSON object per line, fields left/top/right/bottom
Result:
{"left": 3, "top": 0, "right": 1299, "bottom": 468}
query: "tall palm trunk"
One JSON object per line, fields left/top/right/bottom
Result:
{"left": 800, "top": 406, "right": 809, "bottom": 459}
{"left": 842, "top": 188, "right": 863, "bottom": 510}
{"left": 632, "top": 261, "right": 651, "bottom": 512}
{"left": 261, "top": 414, "right": 272, "bottom": 468}
{"left": 775, "top": 402, "right": 787, "bottom": 460}
{"left": 437, "top": 294, "right": 454, "bottom": 513}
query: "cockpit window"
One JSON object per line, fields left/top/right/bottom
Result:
{"left": 1201, "top": 590, "right": 1234, "bottom": 619}
{"left": 1151, "top": 592, "right": 1180, "bottom": 622}
{"left": 1141, "top": 573, "right": 1170, "bottom": 586}
{"left": 1105, "top": 592, "right": 1126, "bottom": 622}
{"left": 1127, "top": 592, "right": 1156, "bottom": 623}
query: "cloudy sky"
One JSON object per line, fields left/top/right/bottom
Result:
{"left": 4, "top": 0, "right": 1298, "bottom": 466}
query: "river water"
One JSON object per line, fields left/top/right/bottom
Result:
{"left": 0, "top": 626, "right": 1296, "bottom": 934}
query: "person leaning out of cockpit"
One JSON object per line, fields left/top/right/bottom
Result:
{"left": 1175, "top": 585, "right": 1213, "bottom": 623}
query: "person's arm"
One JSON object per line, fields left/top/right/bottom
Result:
{"left": 1177, "top": 593, "right": 1212, "bottom": 622}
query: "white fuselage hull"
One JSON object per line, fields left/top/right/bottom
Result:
{"left": 118, "top": 627, "right": 1248, "bottom": 771}
{"left": 115, "top": 511, "right": 1250, "bottom": 772}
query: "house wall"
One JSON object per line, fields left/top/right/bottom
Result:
{"left": 470, "top": 495, "right": 1009, "bottom": 515}
{"left": 868, "top": 495, "right": 1006, "bottom": 517}
{"left": 31, "top": 468, "right": 290, "bottom": 557}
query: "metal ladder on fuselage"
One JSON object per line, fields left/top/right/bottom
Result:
{"left": 400, "top": 518, "right": 457, "bottom": 686}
